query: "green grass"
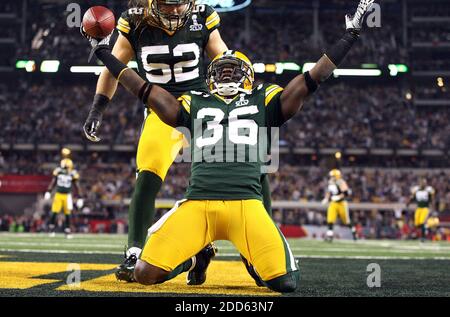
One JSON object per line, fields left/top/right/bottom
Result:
{"left": 0, "top": 233, "right": 449, "bottom": 297}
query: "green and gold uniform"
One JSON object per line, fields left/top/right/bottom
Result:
{"left": 117, "top": 4, "right": 220, "bottom": 179}
{"left": 51, "top": 167, "right": 79, "bottom": 215}
{"left": 141, "top": 84, "right": 298, "bottom": 282}
{"left": 326, "top": 179, "right": 350, "bottom": 225}
{"left": 412, "top": 186, "right": 435, "bottom": 226}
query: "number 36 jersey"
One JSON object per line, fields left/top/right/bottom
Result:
{"left": 117, "top": 4, "right": 221, "bottom": 97}
{"left": 176, "top": 84, "right": 286, "bottom": 201}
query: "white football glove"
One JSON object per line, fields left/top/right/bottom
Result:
{"left": 346, "top": 0, "right": 375, "bottom": 31}
{"left": 76, "top": 198, "right": 84, "bottom": 209}
{"left": 321, "top": 198, "right": 329, "bottom": 205}
{"left": 44, "top": 192, "right": 51, "bottom": 200}
{"left": 80, "top": 26, "right": 113, "bottom": 62}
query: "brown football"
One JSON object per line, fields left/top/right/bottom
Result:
{"left": 82, "top": 6, "right": 115, "bottom": 39}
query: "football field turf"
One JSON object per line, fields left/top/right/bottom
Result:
{"left": 0, "top": 233, "right": 449, "bottom": 297}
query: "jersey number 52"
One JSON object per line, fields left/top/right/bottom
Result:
{"left": 141, "top": 43, "right": 200, "bottom": 84}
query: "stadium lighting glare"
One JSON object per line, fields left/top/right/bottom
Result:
{"left": 361, "top": 63, "right": 378, "bottom": 69}
{"left": 334, "top": 69, "right": 382, "bottom": 77}
{"left": 405, "top": 92, "right": 413, "bottom": 100}
{"left": 25, "top": 61, "right": 36, "bottom": 72}
{"left": 275, "top": 62, "right": 302, "bottom": 74}
{"left": 40, "top": 60, "right": 60, "bottom": 73}
{"left": 253, "top": 63, "right": 265, "bottom": 73}
{"left": 388, "top": 64, "right": 409, "bottom": 76}
{"left": 16, "top": 60, "right": 30, "bottom": 69}
{"left": 70, "top": 66, "right": 105, "bottom": 75}
{"left": 127, "top": 61, "right": 138, "bottom": 68}
{"left": 265, "top": 64, "right": 277, "bottom": 73}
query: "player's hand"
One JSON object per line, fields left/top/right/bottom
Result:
{"left": 345, "top": 0, "right": 375, "bottom": 31}
{"left": 44, "top": 192, "right": 51, "bottom": 200}
{"left": 321, "top": 198, "right": 328, "bottom": 205}
{"left": 83, "top": 107, "right": 103, "bottom": 142}
{"left": 80, "top": 26, "right": 113, "bottom": 62}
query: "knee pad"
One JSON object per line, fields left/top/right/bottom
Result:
{"left": 265, "top": 270, "right": 300, "bottom": 293}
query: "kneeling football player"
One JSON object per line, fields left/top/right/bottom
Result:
{"left": 81, "top": 0, "right": 374, "bottom": 292}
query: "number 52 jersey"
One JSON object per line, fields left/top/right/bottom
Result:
{"left": 117, "top": 4, "right": 221, "bottom": 97}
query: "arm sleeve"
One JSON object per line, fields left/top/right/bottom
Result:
{"left": 116, "top": 10, "right": 135, "bottom": 44}
{"left": 265, "top": 84, "right": 286, "bottom": 127}
{"left": 204, "top": 5, "right": 221, "bottom": 34}
{"left": 176, "top": 94, "right": 192, "bottom": 130}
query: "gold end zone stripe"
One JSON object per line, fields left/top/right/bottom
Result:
{"left": 265, "top": 86, "right": 284, "bottom": 106}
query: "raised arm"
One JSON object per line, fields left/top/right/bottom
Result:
{"left": 83, "top": 34, "right": 182, "bottom": 128}
{"left": 280, "top": 0, "right": 374, "bottom": 121}
{"left": 83, "top": 34, "right": 135, "bottom": 142}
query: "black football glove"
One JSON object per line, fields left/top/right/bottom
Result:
{"left": 83, "top": 107, "right": 103, "bottom": 142}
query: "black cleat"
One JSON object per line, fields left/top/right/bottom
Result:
{"left": 241, "top": 255, "right": 264, "bottom": 287}
{"left": 187, "top": 243, "right": 217, "bottom": 286}
{"left": 115, "top": 251, "right": 138, "bottom": 283}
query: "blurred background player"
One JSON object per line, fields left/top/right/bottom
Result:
{"left": 407, "top": 178, "right": 435, "bottom": 242}
{"left": 82, "top": 0, "right": 230, "bottom": 282}
{"left": 44, "top": 158, "right": 83, "bottom": 238}
{"left": 426, "top": 212, "right": 441, "bottom": 242}
{"left": 322, "top": 169, "right": 357, "bottom": 242}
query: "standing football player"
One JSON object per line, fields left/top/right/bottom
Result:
{"left": 45, "top": 158, "right": 83, "bottom": 239}
{"left": 83, "top": 0, "right": 232, "bottom": 282}
{"left": 321, "top": 169, "right": 357, "bottom": 241}
{"left": 82, "top": 0, "right": 374, "bottom": 292}
{"left": 407, "top": 178, "right": 435, "bottom": 242}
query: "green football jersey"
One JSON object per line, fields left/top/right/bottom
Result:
{"left": 53, "top": 167, "right": 79, "bottom": 194}
{"left": 413, "top": 186, "right": 435, "bottom": 208}
{"left": 117, "top": 4, "right": 221, "bottom": 97}
{"left": 177, "top": 83, "right": 285, "bottom": 200}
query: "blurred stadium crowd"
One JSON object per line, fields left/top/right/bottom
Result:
{"left": 1, "top": 0, "right": 449, "bottom": 239}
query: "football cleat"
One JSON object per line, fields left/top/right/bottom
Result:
{"left": 115, "top": 248, "right": 139, "bottom": 283}
{"left": 240, "top": 255, "right": 264, "bottom": 287}
{"left": 187, "top": 243, "right": 217, "bottom": 286}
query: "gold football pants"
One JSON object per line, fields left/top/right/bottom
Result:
{"left": 141, "top": 199, "right": 298, "bottom": 281}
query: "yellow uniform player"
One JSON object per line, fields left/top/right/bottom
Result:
{"left": 322, "top": 169, "right": 357, "bottom": 241}
{"left": 45, "top": 158, "right": 82, "bottom": 238}
{"left": 407, "top": 178, "right": 435, "bottom": 242}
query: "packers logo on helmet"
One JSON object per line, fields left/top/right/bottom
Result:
{"left": 60, "top": 159, "right": 74, "bottom": 172}
{"left": 329, "top": 169, "right": 342, "bottom": 179}
{"left": 207, "top": 50, "right": 255, "bottom": 98}
{"left": 148, "top": 0, "right": 195, "bottom": 32}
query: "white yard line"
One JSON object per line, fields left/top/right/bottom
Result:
{"left": 1, "top": 249, "right": 449, "bottom": 260}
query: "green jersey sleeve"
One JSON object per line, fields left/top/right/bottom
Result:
{"left": 117, "top": 8, "right": 144, "bottom": 47}
{"left": 264, "top": 84, "right": 286, "bottom": 127}
{"left": 203, "top": 5, "right": 221, "bottom": 34}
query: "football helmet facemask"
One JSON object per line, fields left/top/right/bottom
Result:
{"left": 149, "top": 0, "right": 195, "bottom": 32}
{"left": 207, "top": 51, "right": 254, "bottom": 98}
